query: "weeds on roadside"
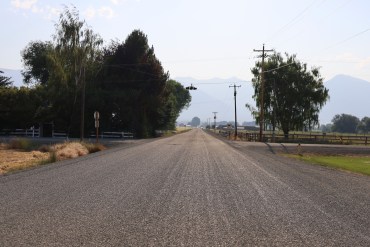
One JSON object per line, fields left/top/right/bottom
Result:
{"left": 81, "top": 142, "right": 106, "bottom": 153}
{"left": 37, "top": 151, "right": 57, "bottom": 166}
{"left": 38, "top": 144, "right": 51, "bottom": 152}
{"left": 7, "top": 138, "right": 35, "bottom": 151}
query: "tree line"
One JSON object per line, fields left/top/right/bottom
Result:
{"left": 321, "top": 114, "right": 370, "bottom": 134}
{"left": 0, "top": 7, "right": 191, "bottom": 138}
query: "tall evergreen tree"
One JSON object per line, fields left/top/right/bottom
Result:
{"left": 100, "top": 30, "right": 170, "bottom": 137}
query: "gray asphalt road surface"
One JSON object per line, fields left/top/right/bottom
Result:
{"left": 1, "top": 129, "right": 370, "bottom": 246}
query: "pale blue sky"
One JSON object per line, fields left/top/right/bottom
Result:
{"left": 2, "top": 0, "right": 370, "bottom": 82}
{"left": 2, "top": 0, "right": 370, "bottom": 124}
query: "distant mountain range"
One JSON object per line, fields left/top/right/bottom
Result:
{"left": 2, "top": 68, "right": 369, "bottom": 125}
{"left": 319, "top": 74, "right": 370, "bottom": 124}
{"left": 176, "top": 75, "right": 370, "bottom": 125}
{"left": 175, "top": 77, "right": 256, "bottom": 125}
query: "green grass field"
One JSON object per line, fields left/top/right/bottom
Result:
{"left": 286, "top": 154, "right": 370, "bottom": 176}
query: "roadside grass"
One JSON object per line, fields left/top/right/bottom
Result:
{"left": 285, "top": 154, "right": 370, "bottom": 176}
{"left": 7, "top": 138, "right": 37, "bottom": 151}
{"left": 0, "top": 139, "right": 106, "bottom": 175}
{"left": 157, "top": 127, "right": 191, "bottom": 137}
{"left": 82, "top": 142, "right": 106, "bottom": 153}
{"left": 176, "top": 126, "right": 191, "bottom": 133}
{"left": 0, "top": 149, "right": 50, "bottom": 174}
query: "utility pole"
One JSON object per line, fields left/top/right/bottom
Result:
{"left": 212, "top": 112, "right": 218, "bottom": 132}
{"left": 80, "top": 67, "right": 86, "bottom": 142}
{"left": 229, "top": 84, "right": 241, "bottom": 138}
{"left": 254, "top": 44, "right": 273, "bottom": 142}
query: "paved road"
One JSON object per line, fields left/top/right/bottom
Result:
{"left": 1, "top": 129, "right": 370, "bottom": 246}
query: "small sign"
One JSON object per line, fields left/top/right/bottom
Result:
{"left": 94, "top": 111, "right": 100, "bottom": 120}
{"left": 94, "top": 111, "right": 100, "bottom": 143}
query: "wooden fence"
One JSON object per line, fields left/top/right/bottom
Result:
{"left": 0, "top": 128, "right": 40, "bottom": 138}
{"left": 90, "top": 131, "right": 134, "bottom": 139}
{"left": 0, "top": 128, "right": 133, "bottom": 139}
{"left": 219, "top": 130, "right": 370, "bottom": 145}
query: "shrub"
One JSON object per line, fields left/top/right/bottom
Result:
{"left": 8, "top": 138, "right": 34, "bottom": 151}
{"left": 38, "top": 144, "right": 51, "bottom": 152}
{"left": 51, "top": 142, "right": 89, "bottom": 160}
{"left": 82, "top": 142, "right": 106, "bottom": 153}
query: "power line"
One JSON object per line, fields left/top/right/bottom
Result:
{"left": 192, "top": 80, "right": 251, "bottom": 85}
{"left": 276, "top": 0, "right": 353, "bottom": 46}
{"left": 104, "top": 63, "right": 149, "bottom": 67}
{"left": 263, "top": 63, "right": 295, "bottom": 73}
{"left": 163, "top": 56, "right": 253, "bottom": 64}
{"left": 301, "top": 59, "right": 367, "bottom": 64}
{"left": 265, "top": 0, "right": 319, "bottom": 43}
{"left": 324, "top": 28, "right": 370, "bottom": 51}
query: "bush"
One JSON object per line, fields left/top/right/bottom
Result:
{"left": 7, "top": 138, "right": 34, "bottom": 151}
{"left": 82, "top": 142, "right": 106, "bottom": 153}
{"left": 38, "top": 144, "right": 51, "bottom": 153}
{"left": 37, "top": 151, "right": 57, "bottom": 166}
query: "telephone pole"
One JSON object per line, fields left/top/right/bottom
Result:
{"left": 254, "top": 44, "right": 273, "bottom": 142}
{"left": 212, "top": 112, "right": 218, "bottom": 132}
{"left": 229, "top": 84, "right": 241, "bottom": 138}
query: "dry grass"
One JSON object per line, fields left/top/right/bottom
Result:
{"left": 7, "top": 138, "right": 35, "bottom": 151}
{"left": 81, "top": 142, "right": 106, "bottom": 153}
{"left": 51, "top": 142, "right": 89, "bottom": 161}
{"left": 0, "top": 149, "right": 49, "bottom": 175}
{"left": 0, "top": 141, "right": 106, "bottom": 175}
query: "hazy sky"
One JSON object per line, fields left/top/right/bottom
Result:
{"left": 2, "top": 0, "right": 370, "bottom": 83}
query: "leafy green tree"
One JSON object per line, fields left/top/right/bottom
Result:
{"left": 0, "top": 71, "right": 13, "bottom": 87}
{"left": 20, "top": 7, "right": 102, "bottom": 137}
{"left": 320, "top": 123, "right": 333, "bottom": 133}
{"left": 159, "top": 80, "right": 191, "bottom": 130}
{"left": 331, "top": 114, "right": 360, "bottom": 133}
{"left": 168, "top": 80, "right": 191, "bottom": 113}
{"left": 356, "top": 116, "right": 370, "bottom": 134}
{"left": 250, "top": 52, "right": 329, "bottom": 137}
{"left": 19, "top": 10, "right": 189, "bottom": 138}
{"left": 21, "top": 41, "right": 52, "bottom": 85}
{"left": 0, "top": 86, "right": 40, "bottom": 130}
{"left": 190, "top": 117, "right": 201, "bottom": 127}
{"left": 42, "top": 6, "right": 102, "bottom": 138}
